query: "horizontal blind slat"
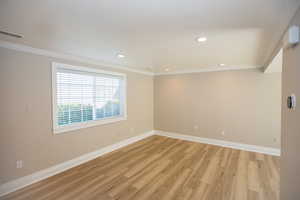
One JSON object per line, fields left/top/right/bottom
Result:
{"left": 56, "top": 69, "right": 123, "bottom": 126}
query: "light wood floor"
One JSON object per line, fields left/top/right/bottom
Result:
{"left": 1, "top": 135, "right": 280, "bottom": 200}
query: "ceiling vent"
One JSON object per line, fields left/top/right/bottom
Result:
{"left": 0, "top": 30, "right": 23, "bottom": 38}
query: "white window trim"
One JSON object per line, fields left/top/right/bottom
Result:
{"left": 52, "top": 62, "right": 127, "bottom": 134}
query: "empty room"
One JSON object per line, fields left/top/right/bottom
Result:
{"left": 1, "top": 0, "right": 300, "bottom": 200}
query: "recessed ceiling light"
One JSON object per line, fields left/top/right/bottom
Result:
{"left": 197, "top": 37, "right": 207, "bottom": 42}
{"left": 219, "top": 63, "right": 225, "bottom": 66}
{"left": 165, "top": 68, "right": 170, "bottom": 72}
{"left": 117, "top": 54, "right": 125, "bottom": 58}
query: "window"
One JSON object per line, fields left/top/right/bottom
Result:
{"left": 52, "top": 63, "right": 127, "bottom": 134}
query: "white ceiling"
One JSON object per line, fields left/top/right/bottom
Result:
{"left": 0, "top": 0, "right": 299, "bottom": 74}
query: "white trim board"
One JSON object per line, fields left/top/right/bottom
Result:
{"left": 155, "top": 65, "right": 261, "bottom": 75}
{"left": 0, "top": 40, "right": 154, "bottom": 76}
{"left": 0, "top": 40, "right": 263, "bottom": 76}
{"left": 0, "top": 130, "right": 281, "bottom": 197}
{"left": 0, "top": 130, "right": 155, "bottom": 197}
{"left": 155, "top": 130, "right": 281, "bottom": 156}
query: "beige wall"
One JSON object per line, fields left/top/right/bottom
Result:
{"left": 0, "top": 45, "right": 283, "bottom": 186}
{"left": 0, "top": 47, "right": 153, "bottom": 184}
{"left": 154, "top": 69, "right": 281, "bottom": 148}
{"left": 281, "top": 8, "right": 300, "bottom": 200}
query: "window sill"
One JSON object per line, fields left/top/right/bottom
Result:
{"left": 53, "top": 116, "right": 127, "bottom": 134}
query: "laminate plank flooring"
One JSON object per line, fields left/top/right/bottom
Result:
{"left": 1, "top": 135, "right": 280, "bottom": 200}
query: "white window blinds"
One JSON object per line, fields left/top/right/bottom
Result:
{"left": 52, "top": 63, "right": 126, "bottom": 133}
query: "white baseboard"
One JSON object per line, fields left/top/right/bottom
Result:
{"left": 0, "top": 129, "right": 280, "bottom": 197}
{"left": 155, "top": 130, "right": 281, "bottom": 156}
{"left": 0, "top": 130, "right": 155, "bottom": 197}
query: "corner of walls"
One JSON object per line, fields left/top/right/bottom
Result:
{"left": 155, "top": 130, "right": 280, "bottom": 156}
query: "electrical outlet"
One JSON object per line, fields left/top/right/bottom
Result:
{"left": 16, "top": 160, "right": 23, "bottom": 169}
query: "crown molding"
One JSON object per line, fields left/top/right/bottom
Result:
{"left": 0, "top": 40, "right": 262, "bottom": 76}
{"left": 0, "top": 40, "right": 154, "bottom": 76}
{"left": 155, "top": 65, "right": 262, "bottom": 76}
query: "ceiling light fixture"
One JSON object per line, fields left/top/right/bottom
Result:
{"left": 165, "top": 68, "right": 170, "bottom": 72}
{"left": 197, "top": 37, "right": 207, "bottom": 42}
{"left": 117, "top": 54, "right": 125, "bottom": 58}
{"left": 219, "top": 64, "right": 225, "bottom": 66}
